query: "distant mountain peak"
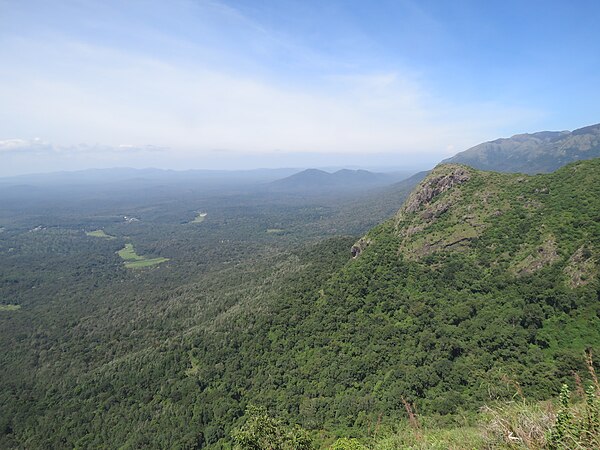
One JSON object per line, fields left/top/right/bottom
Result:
{"left": 266, "top": 168, "right": 407, "bottom": 193}
{"left": 302, "top": 168, "right": 329, "bottom": 175}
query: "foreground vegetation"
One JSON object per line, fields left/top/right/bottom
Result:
{"left": 234, "top": 354, "right": 600, "bottom": 449}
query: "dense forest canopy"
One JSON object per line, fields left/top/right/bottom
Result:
{"left": 0, "top": 159, "right": 599, "bottom": 448}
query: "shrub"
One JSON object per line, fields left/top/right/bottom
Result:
{"left": 330, "top": 437, "right": 367, "bottom": 450}
{"left": 232, "top": 405, "right": 314, "bottom": 450}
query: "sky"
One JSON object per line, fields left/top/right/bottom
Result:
{"left": 1, "top": 0, "right": 599, "bottom": 176}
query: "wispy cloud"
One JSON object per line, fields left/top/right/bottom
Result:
{"left": 0, "top": 0, "right": 549, "bottom": 175}
{"left": 0, "top": 138, "right": 52, "bottom": 154}
{"left": 0, "top": 139, "right": 166, "bottom": 155}
{"left": 0, "top": 38, "right": 540, "bottom": 150}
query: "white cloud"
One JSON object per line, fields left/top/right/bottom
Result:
{"left": 0, "top": 139, "right": 31, "bottom": 152}
{"left": 0, "top": 138, "right": 52, "bottom": 153}
{"left": 0, "top": 44, "right": 540, "bottom": 156}
{"left": 0, "top": 0, "right": 545, "bottom": 175}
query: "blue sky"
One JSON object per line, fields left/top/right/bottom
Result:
{"left": 1, "top": 0, "right": 599, "bottom": 175}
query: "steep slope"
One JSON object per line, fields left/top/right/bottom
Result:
{"left": 251, "top": 159, "right": 600, "bottom": 427}
{"left": 445, "top": 123, "right": 600, "bottom": 173}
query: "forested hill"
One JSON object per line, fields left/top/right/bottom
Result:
{"left": 206, "top": 159, "right": 599, "bottom": 445}
{"left": 444, "top": 122, "right": 600, "bottom": 173}
{"left": 1, "top": 154, "right": 599, "bottom": 450}
{"left": 4, "top": 160, "right": 597, "bottom": 448}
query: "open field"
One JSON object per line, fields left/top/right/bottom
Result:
{"left": 124, "top": 258, "right": 170, "bottom": 269}
{"left": 118, "top": 243, "right": 169, "bottom": 269}
{"left": 191, "top": 212, "right": 207, "bottom": 223}
{"left": 86, "top": 229, "right": 115, "bottom": 239}
{"left": 0, "top": 304, "right": 21, "bottom": 311}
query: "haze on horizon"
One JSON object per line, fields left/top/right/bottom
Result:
{"left": 1, "top": 0, "right": 599, "bottom": 176}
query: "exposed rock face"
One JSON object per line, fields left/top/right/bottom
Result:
{"left": 391, "top": 163, "right": 564, "bottom": 261}
{"left": 349, "top": 164, "right": 482, "bottom": 261}
{"left": 564, "top": 245, "right": 597, "bottom": 288}
{"left": 398, "top": 165, "right": 471, "bottom": 218}
{"left": 512, "top": 235, "right": 559, "bottom": 276}
{"left": 389, "top": 164, "right": 483, "bottom": 259}
{"left": 351, "top": 238, "right": 371, "bottom": 258}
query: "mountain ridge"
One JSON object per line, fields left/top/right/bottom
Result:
{"left": 266, "top": 168, "right": 408, "bottom": 193}
{"left": 444, "top": 122, "right": 600, "bottom": 173}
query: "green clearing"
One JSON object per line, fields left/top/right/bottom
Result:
{"left": 117, "top": 243, "right": 169, "bottom": 269}
{"left": 191, "top": 212, "right": 207, "bottom": 223}
{"left": 124, "top": 258, "right": 170, "bottom": 269}
{"left": 266, "top": 228, "right": 285, "bottom": 234}
{"left": 86, "top": 229, "right": 115, "bottom": 239}
{"left": 0, "top": 304, "right": 21, "bottom": 311}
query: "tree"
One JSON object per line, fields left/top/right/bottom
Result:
{"left": 232, "top": 405, "right": 313, "bottom": 450}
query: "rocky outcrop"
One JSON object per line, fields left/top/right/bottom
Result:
{"left": 512, "top": 236, "right": 559, "bottom": 276}
{"left": 351, "top": 237, "right": 371, "bottom": 258}
{"left": 564, "top": 245, "right": 597, "bottom": 288}
{"left": 349, "top": 167, "right": 469, "bottom": 260}
{"left": 389, "top": 164, "right": 486, "bottom": 259}
{"left": 396, "top": 164, "right": 471, "bottom": 222}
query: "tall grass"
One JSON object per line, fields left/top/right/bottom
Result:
{"left": 479, "top": 350, "right": 599, "bottom": 449}
{"left": 365, "top": 351, "right": 599, "bottom": 449}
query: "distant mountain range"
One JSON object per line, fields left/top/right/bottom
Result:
{"left": 0, "top": 167, "right": 301, "bottom": 186}
{"left": 268, "top": 122, "right": 600, "bottom": 194}
{"left": 2, "top": 122, "right": 599, "bottom": 195}
{"left": 266, "top": 168, "right": 412, "bottom": 193}
{"left": 444, "top": 122, "right": 600, "bottom": 173}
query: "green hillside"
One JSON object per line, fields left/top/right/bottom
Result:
{"left": 200, "top": 159, "right": 600, "bottom": 445}
{"left": 1, "top": 160, "right": 599, "bottom": 448}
